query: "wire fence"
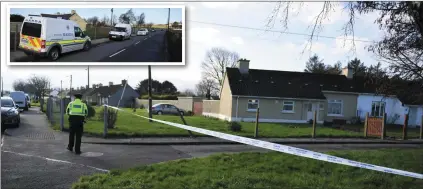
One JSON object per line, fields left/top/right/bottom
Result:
{"left": 44, "top": 97, "right": 71, "bottom": 130}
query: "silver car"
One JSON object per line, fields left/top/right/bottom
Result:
{"left": 149, "top": 103, "right": 185, "bottom": 115}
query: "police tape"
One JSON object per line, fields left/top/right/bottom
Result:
{"left": 105, "top": 105, "right": 423, "bottom": 179}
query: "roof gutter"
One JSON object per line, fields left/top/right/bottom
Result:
{"left": 232, "top": 95, "right": 326, "bottom": 101}
{"left": 321, "top": 90, "right": 360, "bottom": 95}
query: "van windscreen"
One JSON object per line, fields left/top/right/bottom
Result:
{"left": 113, "top": 27, "right": 126, "bottom": 32}
{"left": 22, "top": 22, "right": 42, "bottom": 38}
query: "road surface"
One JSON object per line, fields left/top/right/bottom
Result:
{"left": 2, "top": 108, "right": 422, "bottom": 189}
{"left": 12, "top": 31, "right": 167, "bottom": 62}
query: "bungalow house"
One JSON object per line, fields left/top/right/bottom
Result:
{"left": 34, "top": 10, "right": 88, "bottom": 31}
{"left": 84, "top": 80, "right": 139, "bottom": 108}
{"left": 203, "top": 59, "right": 423, "bottom": 127}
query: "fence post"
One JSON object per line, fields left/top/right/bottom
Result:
{"left": 60, "top": 98, "right": 64, "bottom": 131}
{"left": 364, "top": 112, "right": 368, "bottom": 138}
{"left": 14, "top": 24, "right": 18, "bottom": 52}
{"left": 420, "top": 115, "right": 422, "bottom": 140}
{"left": 103, "top": 104, "right": 108, "bottom": 138}
{"left": 254, "top": 108, "right": 260, "bottom": 138}
{"left": 48, "top": 98, "right": 52, "bottom": 122}
{"left": 40, "top": 98, "right": 44, "bottom": 112}
{"left": 94, "top": 27, "right": 97, "bottom": 40}
{"left": 381, "top": 113, "right": 386, "bottom": 140}
{"left": 312, "top": 110, "right": 317, "bottom": 138}
{"left": 403, "top": 114, "right": 409, "bottom": 140}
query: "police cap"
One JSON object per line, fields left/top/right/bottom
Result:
{"left": 74, "top": 93, "right": 83, "bottom": 99}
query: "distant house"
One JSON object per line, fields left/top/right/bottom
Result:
{"left": 202, "top": 59, "right": 423, "bottom": 127}
{"left": 84, "top": 80, "right": 139, "bottom": 108}
{"left": 169, "top": 21, "right": 182, "bottom": 30}
{"left": 34, "top": 10, "right": 88, "bottom": 31}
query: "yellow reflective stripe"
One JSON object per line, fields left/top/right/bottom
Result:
{"left": 46, "top": 40, "right": 86, "bottom": 46}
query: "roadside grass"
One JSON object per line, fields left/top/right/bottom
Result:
{"left": 30, "top": 102, "right": 40, "bottom": 107}
{"left": 52, "top": 107, "right": 363, "bottom": 138}
{"left": 72, "top": 148, "right": 423, "bottom": 189}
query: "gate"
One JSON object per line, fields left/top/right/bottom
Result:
{"left": 367, "top": 117, "right": 383, "bottom": 136}
{"left": 193, "top": 102, "right": 203, "bottom": 115}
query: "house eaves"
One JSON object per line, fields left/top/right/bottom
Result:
{"left": 232, "top": 95, "right": 326, "bottom": 101}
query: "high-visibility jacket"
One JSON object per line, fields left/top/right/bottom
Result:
{"left": 66, "top": 99, "right": 88, "bottom": 117}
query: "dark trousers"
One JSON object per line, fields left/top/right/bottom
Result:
{"left": 68, "top": 119, "right": 84, "bottom": 152}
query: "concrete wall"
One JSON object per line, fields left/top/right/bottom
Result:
{"left": 137, "top": 97, "right": 202, "bottom": 112}
{"left": 219, "top": 75, "right": 233, "bottom": 118}
{"left": 202, "top": 100, "right": 220, "bottom": 114}
{"left": 323, "top": 92, "right": 358, "bottom": 122}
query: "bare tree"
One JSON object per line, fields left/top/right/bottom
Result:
{"left": 87, "top": 16, "right": 99, "bottom": 26}
{"left": 137, "top": 13, "right": 145, "bottom": 27}
{"left": 119, "top": 9, "right": 136, "bottom": 25}
{"left": 146, "top": 22, "right": 154, "bottom": 29}
{"left": 27, "top": 75, "right": 51, "bottom": 100}
{"left": 13, "top": 79, "right": 26, "bottom": 91}
{"left": 181, "top": 89, "right": 196, "bottom": 97}
{"left": 196, "top": 77, "right": 219, "bottom": 99}
{"left": 201, "top": 47, "right": 240, "bottom": 89}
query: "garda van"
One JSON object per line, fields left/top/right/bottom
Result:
{"left": 10, "top": 91, "right": 29, "bottom": 111}
{"left": 19, "top": 16, "right": 92, "bottom": 61}
{"left": 109, "top": 23, "right": 132, "bottom": 41}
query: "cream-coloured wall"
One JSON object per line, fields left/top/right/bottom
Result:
{"left": 323, "top": 92, "right": 358, "bottom": 122}
{"left": 219, "top": 74, "right": 233, "bottom": 118}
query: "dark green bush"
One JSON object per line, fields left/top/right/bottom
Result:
{"left": 187, "top": 110, "right": 193, "bottom": 116}
{"left": 97, "top": 107, "right": 118, "bottom": 129}
{"left": 228, "top": 121, "right": 242, "bottom": 132}
{"left": 86, "top": 104, "right": 96, "bottom": 118}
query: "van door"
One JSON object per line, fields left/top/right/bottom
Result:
{"left": 73, "top": 26, "right": 85, "bottom": 51}
{"left": 20, "top": 21, "right": 43, "bottom": 52}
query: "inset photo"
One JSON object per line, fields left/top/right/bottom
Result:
{"left": 4, "top": 3, "right": 184, "bottom": 65}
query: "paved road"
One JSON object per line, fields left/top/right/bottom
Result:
{"left": 12, "top": 31, "right": 167, "bottom": 62}
{"left": 2, "top": 108, "right": 422, "bottom": 189}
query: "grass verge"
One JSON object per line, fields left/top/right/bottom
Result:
{"left": 72, "top": 148, "right": 423, "bottom": 189}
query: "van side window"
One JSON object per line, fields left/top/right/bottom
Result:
{"left": 74, "top": 27, "right": 82, "bottom": 37}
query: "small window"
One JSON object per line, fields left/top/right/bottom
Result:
{"left": 282, "top": 101, "right": 295, "bottom": 112}
{"left": 328, "top": 99, "right": 343, "bottom": 116}
{"left": 247, "top": 99, "right": 259, "bottom": 111}
{"left": 74, "top": 27, "right": 82, "bottom": 37}
{"left": 21, "top": 22, "right": 42, "bottom": 38}
{"left": 371, "top": 101, "right": 385, "bottom": 117}
{"left": 319, "top": 103, "right": 324, "bottom": 110}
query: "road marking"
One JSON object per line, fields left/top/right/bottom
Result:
{"left": 135, "top": 41, "right": 141, "bottom": 45}
{"left": 2, "top": 150, "right": 110, "bottom": 172}
{"left": 1, "top": 136, "right": 4, "bottom": 148}
{"left": 109, "top": 49, "right": 126, "bottom": 58}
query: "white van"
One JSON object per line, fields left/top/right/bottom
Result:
{"left": 19, "top": 16, "right": 92, "bottom": 61}
{"left": 10, "top": 91, "right": 29, "bottom": 111}
{"left": 109, "top": 23, "right": 132, "bottom": 41}
{"left": 25, "top": 93, "right": 31, "bottom": 108}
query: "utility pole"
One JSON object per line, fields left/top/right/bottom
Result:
{"left": 148, "top": 65, "right": 152, "bottom": 122}
{"left": 167, "top": 8, "right": 170, "bottom": 30}
{"left": 87, "top": 66, "right": 90, "bottom": 89}
{"left": 60, "top": 80, "right": 63, "bottom": 98}
{"left": 70, "top": 75, "right": 73, "bottom": 96}
{"left": 1, "top": 76, "right": 3, "bottom": 97}
{"left": 111, "top": 8, "right": 113, "bottom": 26}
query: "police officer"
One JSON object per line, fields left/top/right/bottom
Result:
{"left": 66, "top": 93, "right": 88, "bottom": 155}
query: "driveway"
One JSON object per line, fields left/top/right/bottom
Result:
{"left": 2, "top": 108, "right": 422, "bottom": 189}
{"left": 11, "top": 31, "right": 167, "bottom": 62}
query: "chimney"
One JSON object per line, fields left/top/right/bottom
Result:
{"left": 71, "top": 10, "right": 76, "bottom": 14}
{"left": 121, "top": 79, "right": 127, "bottom": 86}
{"left": 342, "top": 66, "right": 353, "bottom": 79}
{"left": 237, "top": 58, "right": 250, "bottom": 74}
{"left": 109, "top": 82, "right": 113, "bottom": 86}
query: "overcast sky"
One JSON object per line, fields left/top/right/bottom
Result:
{"left": 10, "top": 8, "right": 182, "bottom": 24}
{"left": 2, "top": 2, "right": 383, "bottom": 92}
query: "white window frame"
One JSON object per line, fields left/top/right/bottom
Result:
{"left": 247, "top": 99, "right": 259, "bottom": 112}
{"left": 327, "top": 99, "right": 343, "bottom": 116}
{"left": 282, "top": 101, "right": 295, "bottom": 113}
{"left": 371, "top": 101, "right": 385, "bottom": 117}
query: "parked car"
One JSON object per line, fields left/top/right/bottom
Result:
{"left": 25, "top": 93, "right": 31, "bottom": 108}
{"left": 137, "top": 28, "right": 149, "bottom": 36}
{"left": 109, "top": 23, "right": 132, "bottom": 41}
{"left": 151, "top": 29, "right": 156, "bottom": 32}
{"left": 148, "top": 103, "right": 186, "bottom": 115}
{"left": 10, "top": 91, "right": 29, "bottom": 111}
{"left": 1, "top": 96, "right": 21, "bottom": 129}
{"left": 19, "top": 16, "right": 91, "bottom": 61}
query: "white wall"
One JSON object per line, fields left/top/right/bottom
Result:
{"left": 357, "top": 94, "right": 405, "bottom": 125}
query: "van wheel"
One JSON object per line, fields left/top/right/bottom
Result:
{"left": 83, "top": 42, "right": 91, "bottom": 51}
{"left": 48, "top": 47, "right": 60, "bottom": 61}
{"left": 120, "top": 36, "right": 124, "bottom": 41}
{"left": 24, "top": 106, "right": 29, "bottom": 111}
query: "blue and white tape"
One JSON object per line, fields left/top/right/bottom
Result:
{"left": 106, "top": 105, "right": 423, "bottom": 179}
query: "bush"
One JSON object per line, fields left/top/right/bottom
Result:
{"left": 350, "top": 116, "right": 362, "bottom": 125}
{"left": 86, "top": 104, "right": 96, "bottom": 119}
{"left": 140, "top": 94, "right": 178, "bottom": 100}
{"left": 228, "top": 122, "right": 242, "bottom": 132}
{"left": 187, "top": 110, "right": 193, "bottom": 116}
{"left": 97, "top": 107, "right": 118, "bottom": 129}
{"left": 308, "top": 119, "right": 313, "bottom": 124}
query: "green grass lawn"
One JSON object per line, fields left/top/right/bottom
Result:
{"left": 72, "top": 148, "right": 423, "bottom": 189}
{"left": 51, "top": 107, "right": 364, "bottom": 138}
{"left": 30, "top": 102, "right": 40, "bottom": 107}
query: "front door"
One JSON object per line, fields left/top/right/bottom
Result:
{"left": 304, "top": 103, "right": 318, "bottom": 121}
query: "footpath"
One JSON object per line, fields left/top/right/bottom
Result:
{"left": 10, "top": 38, "right": 110, "bottom": 62}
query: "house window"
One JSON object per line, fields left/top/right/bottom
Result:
{"left": 319, "top": 103, "right": 324, "bottom": 110}
{"left": 282, "top": 101, "right": 295, "bottom": 113}
{"left": 328, "top": 100, "right": 343, "bottom": 116}
{"left": 371, "top": 101, "right": 385, "bottom": 117}
{"left": 247, "top": 99, "right": 259, "bottom": 111}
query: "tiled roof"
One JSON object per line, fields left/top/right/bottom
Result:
{"left": 225, "top": 67, "right": 420, "bottom": 104}
{"left": 86, "top": 84, "right": 124, "bottom": 97}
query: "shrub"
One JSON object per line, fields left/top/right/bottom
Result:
{"left": 187, "top": 110, "right": 193, "bottom": 116}
{"left": 228, "top": 121, "right": 242, "bottom": 132}
{"left": 307, "top": 119, "right": 314, "bottom": 124}
{"left": 350, "top": 116, "right": 362, "bottom": 125}
{"left": 97, "top": 107, "right": 118, "bottom": 129}
{"left": 86, "top": 104, "right": 96, "bottom": 119}
{"left": 140, "top": 94, "right": 178, "bottom": 100}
